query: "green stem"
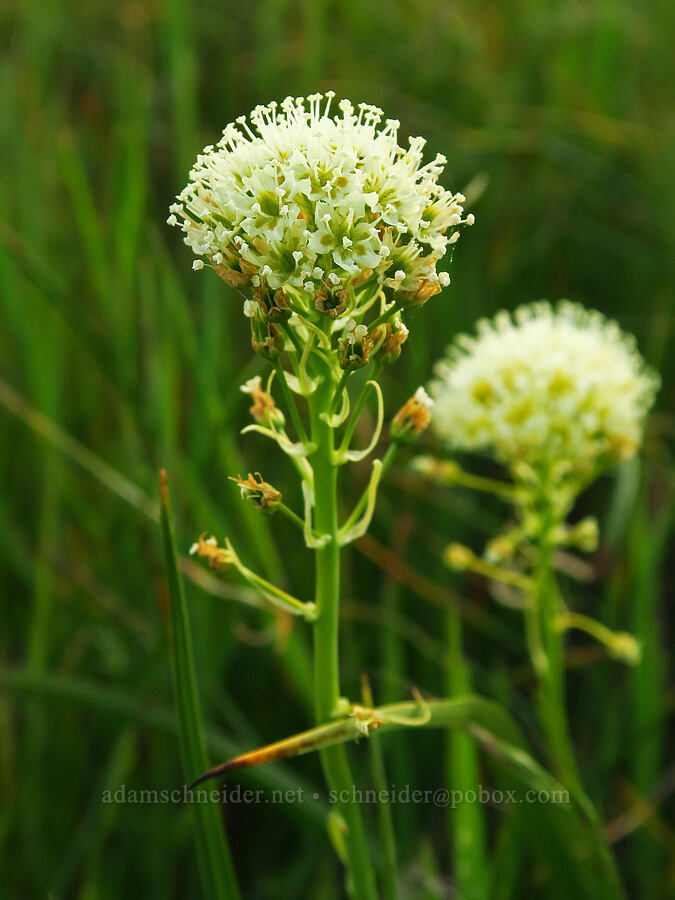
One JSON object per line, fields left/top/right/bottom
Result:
{"left": 533, "top": 516, "right": 584, "bottom": 794}
{"left": 310, "top": 371, "right": 378, "bottom": 900}
{"left": 280, "top": 319, "right": 304, "bottom": 357}
{"left": 277, "top": 502, "right": 307, "bottom": 533}
{"left": 368, "top": 302, "right": 400, "bottom": 332}
{"left": 451, "top": 469, "right": 517, "bottom": 502}
{"left": 531, "top": 488, "right": 625, "bottom": 897}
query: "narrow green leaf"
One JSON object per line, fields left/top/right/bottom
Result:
{"left": 189, "top": 695, "right": 530, "bottom": 787}
{"left": 159, "top": 469, "right": 240, "bottom": 900}
{"left": 446, "top": 608, "right": 488, "bottom": 900}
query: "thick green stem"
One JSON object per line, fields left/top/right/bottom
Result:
{"left": 310, "top": 375, "right": 378, "bottom": 900}
{"left": 534, "top": 535, "right": 583, "bottom": 793}
{"left": 531, "top": 487, "right": 625, "bottom": 897}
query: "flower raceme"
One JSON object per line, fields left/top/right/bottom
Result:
{"left": 168, "top": 93, "right": 473, "bottom": 325}
{"left": 169, "top": 93, "right": 478, "bottom": 897}
{"left": 430, "top": 301, "right": 658, "bottom": 475}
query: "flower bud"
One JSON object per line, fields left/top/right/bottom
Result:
{"left": 485, "top": 532, "right": 519, "bottom": 564}
{"left": 410, "top": 456, "right": 462, "bottom": 483}
{"left": 609, "top": 632, "right": 641, "bottom": 665}
{"left": 391, "top": 387, "right": 434, "bottom": 443}
{"left": 566, "top": 517, "right": 599, "bottom": 553}
{"left": 444, "top": 543, "right": 475, "bottom": 571}
{"left": 229, "top": 473, "right": 282, "bottom": 513}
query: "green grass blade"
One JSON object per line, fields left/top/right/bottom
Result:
{"left": 446, "top": 607, "right": 488, "bottom": 900}
{"left": 361, "top": 676, "right": 398, "bottom": 899}
{"left": 159, "top": 469, "right": 240, "bottom": 900}
{"left": 0, "top": 666, "right": 326, "bottom": 825}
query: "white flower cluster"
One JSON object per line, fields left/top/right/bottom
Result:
{"left": 431, "top": 302, "right": 658, "bottom": 471}
{"left": 168, "top": 93, "right": 472, "bottom": 307}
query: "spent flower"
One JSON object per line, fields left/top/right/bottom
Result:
{"left": 240, "top": 376, "right": 285, "bottom": 427}
{"left": 391, "top": 387, "right": 434, "bottom": 443}
{"left": 230, "top": 473, "right": 282, "bottom": 513}
{"left": 371, "top": 313, "right": 409, "bottom": 365}
{"left": 189, "top": 534, "right": 235, "bottom": 570}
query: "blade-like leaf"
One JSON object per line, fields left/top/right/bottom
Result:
{"left": 159, "top": 470, "right": 240, "bottom": 900}
{"left": 190, "top": 695, "right": 526, "bottom": 788}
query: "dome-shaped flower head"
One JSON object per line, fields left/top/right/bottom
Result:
{"left": 430, "top": 302, "right": 658, "bottom": 474}
{"left": 168, "top": 93, "right": 472, "bottom": 313}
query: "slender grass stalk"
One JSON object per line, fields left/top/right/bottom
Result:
{"left": 310, "top": 369, "right": 378, "bottom": 900}
{"left": 159, "top": 470, "right": 240, "bottom": 900}
{"left": 446, "top": 606, "right": 488, "bottom": 900}
{"left": 626, "top": 493, "right": 670, "bottom": 892}
{"left": 361, "top": 675, "right": 398, "bottom": 900}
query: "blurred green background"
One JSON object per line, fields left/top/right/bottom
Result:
{"left": 1, "top": 0, "right": 673, "bottom": 897}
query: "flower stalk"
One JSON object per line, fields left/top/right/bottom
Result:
{"left": 169, "top": 91, "right": 472, "bottom": 895}
{"left": 429, "top": 301, "right": 658, "bottom": 898}
{"left": 308, "top": 342, "right": 378, "bottom": 899}
{"left": 527, "top": 478, "right": 626, "bottom": 897}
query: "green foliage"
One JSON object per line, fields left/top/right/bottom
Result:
{"left": 159, "top": 471, "right": 240, "bottom": 898}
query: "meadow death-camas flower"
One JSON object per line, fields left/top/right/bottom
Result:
{"left": 168, "top": 93, "right": 472, "bottom": 312}
{"left": 431, "top": 301, "right": 658, "bottom": 472}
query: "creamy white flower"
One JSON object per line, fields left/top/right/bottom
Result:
{"left": 169, "top": 93, "right": 472, "bottom": 303}
{"left": 430, "top": 302, "right": 658, "bottom": 470}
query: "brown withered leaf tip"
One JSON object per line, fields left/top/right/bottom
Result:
{"left": 188, "top": 721, "right": 354, "bottom": 791}
{"left": 159, "top": 468, "right": 168, "bottom": 503}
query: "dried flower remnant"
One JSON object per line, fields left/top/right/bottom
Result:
{"left": 338, "top": 319, "right": 373, "bottom": 371}
{"left": 230, "top": 473, "right": 282, "bottom": 513}
{"left": 391, "top": 387, "right": 434, "bottom": 443}
{"left": 189, "top": 534, "right": 234, "bottom": 570}
{"left": 371, "top": 314, "right": 409, "bottom": 365}
{"left": 240, "top": 376, "right": 285, "bottom": 427}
